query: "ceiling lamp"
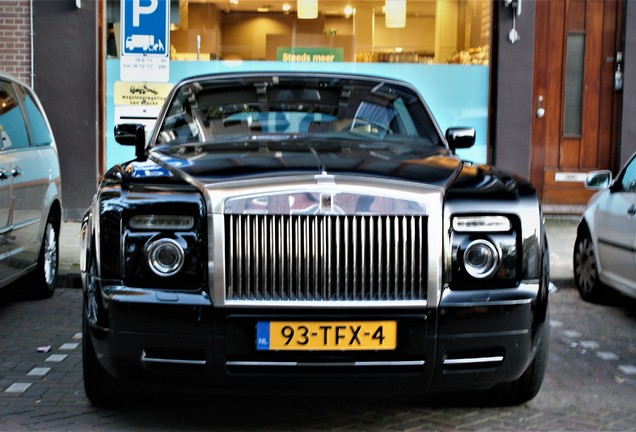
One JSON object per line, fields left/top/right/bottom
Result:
{"left": 282, "top": 3, "right": 291, "bottom": 12}
{"left": 344, "top": 5, "right": 355, "bottom": 18}
{"left": 385, "top": 0, "right": 406, "bottom": 28}
{"left": 297, "top": 0, "right": 318, "bottom": 19}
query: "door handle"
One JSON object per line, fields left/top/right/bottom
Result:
{"left": 628, "top": 205, "right": 636, "bottom": 216}
{"left": 0, "top": 168, "right": 22, "bottom": 181}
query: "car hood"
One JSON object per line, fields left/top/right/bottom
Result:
{"left": 119, "top": 139, "right": 533, "bottom": 197}
{"left": 149, "top": 138, "right": 466, "bottom": 185}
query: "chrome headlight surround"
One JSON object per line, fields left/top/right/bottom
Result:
{"left": 462, "top": 239, "right": 500, "bottom": 279}
{"left": 450, "top": 214, "right": 518, "bottom": 287}
{"left": 120, "top": 193, "right": 207, "bottom": 290}
{"left": 145, "top": 238, "right": 185, "bottom": 277}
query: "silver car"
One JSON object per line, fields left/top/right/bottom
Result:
{"left": 574, "top": 153, "right": 636, "bottom": 302}
{"left": 0, "top": 72, "right": 62, "bottom": 298}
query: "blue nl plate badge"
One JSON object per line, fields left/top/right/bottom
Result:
{"left": 256, "top": 322, "right": 270, "bottom": 351}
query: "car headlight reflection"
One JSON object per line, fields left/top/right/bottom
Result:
{"left": 463, "top": 239, "right": 500, "bottom": 279}
{"left": 146, "top": 238, "right": 185, "bottom": 277}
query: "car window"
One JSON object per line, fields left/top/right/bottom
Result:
{"left": 0, "top": 79, "right": 30, "bottom": 150}
{"left": 620, "top": 156, "right": 636, "bottom": 192}
{"left": 155, "top": 75, "right": 441, "bottom": 147}
{"left": 16, "top": 84, "right": 52, "bottom": 147}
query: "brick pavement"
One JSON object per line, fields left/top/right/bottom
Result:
{"left": 1, "top": 286, "right": 635, "bottom": 431}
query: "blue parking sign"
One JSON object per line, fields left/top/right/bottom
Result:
{"left": 121, "top": 0, "right": 169, "bottom": 57}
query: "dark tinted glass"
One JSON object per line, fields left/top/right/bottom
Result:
{"left": 156, "top": 75, "right": 440, "bottom": 148}
{"left": 621, "top": 157, "right": 636, "bottom": 192}
{"left": 0, "top": 80, "right": 29, "bottom": 149}
{"left": 17, "top": 85, "right": 52, "bottom": 147}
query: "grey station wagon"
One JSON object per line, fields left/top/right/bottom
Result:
{"left": 0, "top": 72, "right": 62, "bottom": 298}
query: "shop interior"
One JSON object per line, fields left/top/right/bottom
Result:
{"left": 107, "top": 0, "right": 490, "bottom": 65}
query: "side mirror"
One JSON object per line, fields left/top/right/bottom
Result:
{"left": 114, "top": 123, "right": 146, "bottom": 159}
{"left": 445, "top": 127, "right": 476, "bottom": 152}
{"left": 585, "top": 170, "right": 612, "bottom": 190}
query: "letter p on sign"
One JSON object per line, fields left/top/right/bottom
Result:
{"left": 133, "top": 0, "right": 158, "bottom": 26}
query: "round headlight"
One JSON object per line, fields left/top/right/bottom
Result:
{"left": 463, "top": 239, "right": 499, "bottom": 279}
{"left": 146, "top": 238, "right": 185, "bottom": 277}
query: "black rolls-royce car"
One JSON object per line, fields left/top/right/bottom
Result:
{"left": 81, "top": 72, "right": 549, "bottom": 407}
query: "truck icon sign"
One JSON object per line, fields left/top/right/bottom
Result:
{"left": 125, "top": 34, "right": 164, "bottom": 52}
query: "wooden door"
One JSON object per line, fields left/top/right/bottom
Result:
{"left": 531, "top": 0, "right": 624, "bottom": 206}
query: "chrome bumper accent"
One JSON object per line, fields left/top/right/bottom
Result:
{"left": 141, "top": 351, "right": 207, "bottom": 366}
{"left": 226, "top": 360, "right": 426, "bottom": 367}
{"left": 443, "top": 356, "right": 504, "bottom": 366}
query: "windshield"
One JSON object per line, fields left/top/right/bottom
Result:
{"left": 155, "top": 74, "right": 442, "bottom": 148}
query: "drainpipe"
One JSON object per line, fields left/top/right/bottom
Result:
{"left": 30, "top": 0, "right": 35, "bottom": 89}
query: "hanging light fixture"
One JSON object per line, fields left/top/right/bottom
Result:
{"left": 297, "top": 0, "right": 318, "bottom": 19}
{"left": 385, "top": 0, "right": 406, "bottom": 28}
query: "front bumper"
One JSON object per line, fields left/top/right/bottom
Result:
{"left": 86, "top": 279, "right": 547, "bottom": 395}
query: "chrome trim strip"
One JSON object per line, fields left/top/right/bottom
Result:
{"left": 443, "top": 356, "right": 504, "bottom": 365}
{"left": 224, "top": 299, "right": 428, "bottom": 308}
{"left": 226, "top": 360, "right": 426, "bottom": 367}
{"left": 10, "top": 218, "right": 38, "bottom": 231}
{"left": 442, "top": 298, "right": 535, "bottom": 308}
{"left": 141, "top": 354, "right": 207, "bottom": 366}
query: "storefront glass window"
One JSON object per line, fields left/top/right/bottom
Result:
{"left": 105, "top": 0, "right": 491, "bottom": 168}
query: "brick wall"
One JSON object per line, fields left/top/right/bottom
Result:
{"left": 0, "top": 0, "right": 32, "bottom": 85}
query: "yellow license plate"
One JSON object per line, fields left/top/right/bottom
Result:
{"left": 256, "top": 321, "right": 397, "bottom": 351}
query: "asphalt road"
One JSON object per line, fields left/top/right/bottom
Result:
{"left": 0, "top": 217, "right": 634, "bottom": 431}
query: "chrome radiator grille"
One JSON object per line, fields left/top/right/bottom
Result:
{"left": 225, "top": 214, "right": 427, "bottom": 302}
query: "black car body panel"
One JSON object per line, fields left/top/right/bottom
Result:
{"left": 81, "top": 72, "right": 549, "bottom": 405}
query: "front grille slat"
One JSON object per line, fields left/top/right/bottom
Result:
{"left": 225, "top": 214, "right": 427, "bottom": 302}
{"left": 416, "top": 218, "right": 426, "bottom": 298}
{"left": 409, "top": 217, "right": 417, "bottom": 297}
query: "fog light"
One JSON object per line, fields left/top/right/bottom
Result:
{"left": 463, "top": 239, "right": 499, "bottom": 279}
{"left": 146, "top": 238, "right": 185, "bottom": 276}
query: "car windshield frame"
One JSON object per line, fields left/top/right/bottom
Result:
{"left": 151, "top": 73, "right": 444, "bottom": 150}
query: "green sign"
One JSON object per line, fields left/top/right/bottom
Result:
{"left": 277, "top": 47, "right": 344, "bottom": 63}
